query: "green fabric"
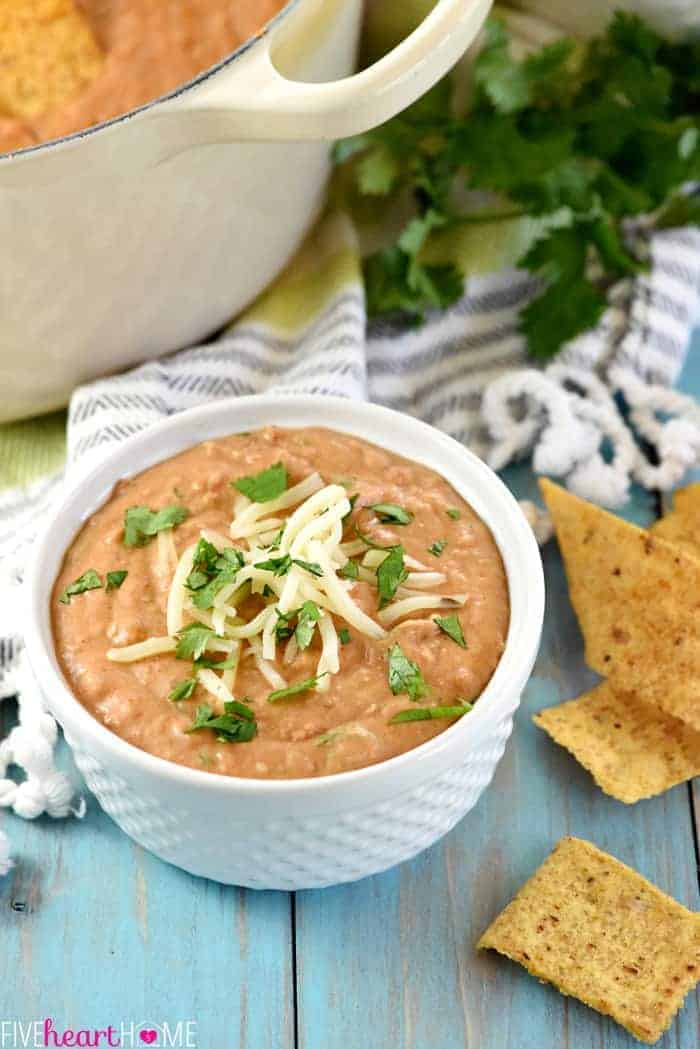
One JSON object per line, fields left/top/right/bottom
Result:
{"left": 0, "top": 412, "right": 66, "bottom": 491}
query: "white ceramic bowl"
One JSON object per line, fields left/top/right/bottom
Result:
{"left": 0, "top": 0, "right": 492, "bottom": 421}
{"left": 25, "top": 396, "right": 544, "bottom": 890}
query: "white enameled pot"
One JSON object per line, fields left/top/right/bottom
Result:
{"left": 0, "top": 0, "right": 492, "bottom": 423}
{"left": 25, "top": 395, "right": 544, "bottom": 890}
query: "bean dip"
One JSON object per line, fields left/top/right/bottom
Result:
{"left": 52, "top": 427, "right": 509, "bottom": 779}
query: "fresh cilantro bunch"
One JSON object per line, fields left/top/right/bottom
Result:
{"left": 334, "top": 12, "right": 700, "bottom": 359}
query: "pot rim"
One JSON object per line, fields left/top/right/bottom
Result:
{"left": 25, "top": 394, "right": 544, "bottom": 797}
{"left": 0, "top": 0, "right": 300, "bottom": 165}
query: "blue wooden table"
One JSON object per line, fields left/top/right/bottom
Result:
{"left": 2, "top": 343, "right": 699, "bottom": 1049}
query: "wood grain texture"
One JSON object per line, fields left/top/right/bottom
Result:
{"left": 0, "top": 714, "right": 294, "bottom": 1047}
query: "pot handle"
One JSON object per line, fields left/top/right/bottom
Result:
{"left": 176, "top": 0, "right": 492, "bottom": 141}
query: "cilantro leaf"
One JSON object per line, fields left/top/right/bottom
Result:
{"left": 446, "top": 509, "right": 461, "bottom": 520}
{"left": 169, "top": 678, "right": 197, "bottom": 702}
{"left": 376, "top": 546, "right": 408, "bottom": 608}
{"left": 190, "top": 568, "right": 240, "bottom": 611}
{"left": 233, "top": 462, "right": 287, "bottom": 503}
{"left": 294, "top": 601, "right": 321, "bottom": 651}
{"left": 59, "top": 569, "right": 103, "bottom": 604}
{"left": 339, "top": 560, "right": 359, "bottom": 581}
{"left": 253, "top": 555, "right": 322, "bottom": 579}
{"left": 255, "top": 553, "right": 292, "bottom": 576}
{"left": 428, "top": 539, "right": 448, "bottom": 557}
{"left": 339, "top": 628, "right": 351, "bottom": 645}
{"left": 434, "top": 614, "right": 467, "bottom": 648}
{"left": 186, "top": 701, "right": 257, "bottom": 743}
{"left": 387, "top": 644, "right": 428, "bottom": 701}
{"left": 175, "top": 622, "right": 216, "bottom": 662}
{"left": 293, "top": 559, "right": 323, "bottom": 578}
{"left": 105, "top": 570, "right": 128, "bottom": 593}
{"left": 390, "top": 702, "right": 473, "bottom": 724}
{"left": 370, "top": 503, "right": 414, "bottom": 526}
{"left": 123, "top": 504, "right": 188, "bottom": 547}
{"left": 268, "top": 674, "right": 327, "bottom": 703}
{"left": 194, "top": 652, "right": 239, "bottom": 670}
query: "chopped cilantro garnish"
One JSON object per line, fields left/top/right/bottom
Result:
{"left": 186, "top": 701, "right": 257, "bottom": 743}
{"left": 339, "top": 628, "right": 351, "bottom": 645}
{"left": 428, "top": 538, "right": 448, "bottom": 557}
{"left": 254, "top": 554, "right": 322, "bottom": 578}
{"left": 293, "top": 559, "right": 323, "bottom": 578}
{"left": 169, "top": 678, "right": 197, "bottom": 702}
{"left": 354, "top": 525, "right": 392, "bottom": 551}
{"left": 232, "top": 462, "right": 287, "bottom": 503}
{"left": 218, "top": 548, "right": 246, "bottom": 569}
{"left": 376, "top": 546, "right": 408, "bottom": 608}
{"left": 295, "top": 601, "right": 321, "bottom": 650}
{"left": 105, "top": 570, "right": 128, "bottom": 592}
{"left": 434, "top": 613, "right": 467, "bottom": 648}
{"left": 446, "top": 509, "right": 461, "bottom": 521}
{"left": 339, "top": 560, "right": 359, "bottom": 581}
{"left": 315, "top": 728, "right": 343, "bottom": 746}
{"left": 123, "top": 504, "right": 188, "bottom": 547}
{"left": 255, "top": 554, "right": 292, "bottom": 576}
{"left": 194, "top": 652, "right": 238, "bottom": 670}
{"left": 370, "top": 503, "right": 414, "bottom": 526}
{"left": 268, "top": 674, "right": 327, "bottom": 703}
{"left": 184, "top": 540, "right": 245, "bottom": 610}
{"left": 190, "top": 568, "right": 240, "bottom": 611}
{"left": 175, "top": 622, "right": 216, "bottom": 661}
{"left": 59, "top": 569, "right": 103, "bottom": 604}
{"left": 387, "top": 643, "right": 428, "bottom": 701}
{"left": 185, "top": 538, "right": 220, "bottom": 590}
{"left": 390, "top": 702, "right": 473, "bottom": 724}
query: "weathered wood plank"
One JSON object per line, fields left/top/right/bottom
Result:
{"left": 295, "top": 464, "right": 700, "bottom": 1049}
{"left": 0, "top": 720, "right": 294, "bottom": 1048}
{"left": 667, "top": 332, "right": 700, "bottom": 881}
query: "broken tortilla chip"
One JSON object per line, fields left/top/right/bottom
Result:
{"left": 534, "top": 681, "right": 700, "bottom": 803}
{"left": 478, "top": 836, "right": 700, "bottom": 1044}
{"left": 539, "top": 478, "right": 700, "bottom": 733}
{"left": 650, "top": 483, "right": 700, "bottom": 560}
{"left": 0, "top": 0, "right": 103, "bottom": 122}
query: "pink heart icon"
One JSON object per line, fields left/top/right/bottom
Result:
{"left": 139, "top": 1032, "right": 157, "bottom": 1045}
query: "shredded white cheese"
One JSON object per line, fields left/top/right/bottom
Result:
{"left": 107, "top": 637, "right": 176, "bottom": 662}
{"left": 107, "top": 469, "right": 466, "bottom": 699}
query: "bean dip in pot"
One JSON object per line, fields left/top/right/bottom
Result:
{"left": 52, "top": 427, "right": 509, "bottom": 779}
{"left": 0, "top": 1, "right": 288, "bottom": 153}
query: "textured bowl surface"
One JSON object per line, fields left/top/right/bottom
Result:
{"left": 25, "top": 395, "right": 544, "bottom": 889}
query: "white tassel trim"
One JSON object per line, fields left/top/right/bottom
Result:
{"left": 482, "top": 362, "right": 700, "bottom": 509}
{"left": 0, "top": 649, "right": 85, "bottom": 824}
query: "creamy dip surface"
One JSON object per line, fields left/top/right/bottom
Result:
{"left": 0, "top": 1, "right": 287, "bottom": 154}
{"left": 52, "top": 427, "right": 509, "bottom": 779}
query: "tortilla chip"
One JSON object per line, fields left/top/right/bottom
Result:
{"left": 650, "top": 483, "right": 700, "bottom": 559}
{"left": 539, "top": 478, "right": 700, "bottom": 732}
{"left": 478, "top": 836, "right": 700, "bottom": 1044}
{"left": 0, "top": 0, "right": 103, "bottom": 121}
{"left": 534, "top": 682, "right": 700, "bottom": 803}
